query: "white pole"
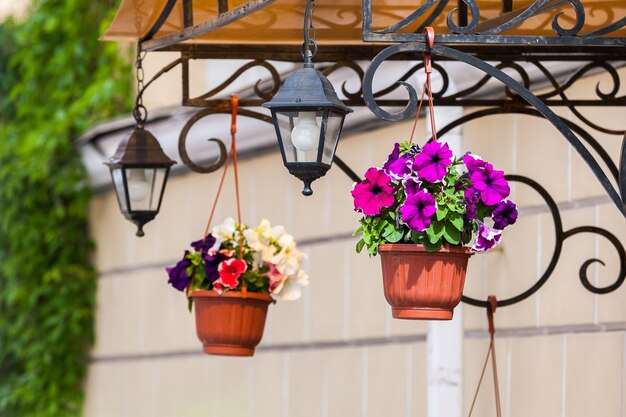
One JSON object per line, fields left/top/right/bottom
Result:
{"left": 423, "top": 68, "right": 465, "bottom": 417}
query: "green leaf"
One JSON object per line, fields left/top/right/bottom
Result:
{"left": 356, "top": 239, "right": 366, "bottom": 253}
{"left": 424, "top": 239, "right": 444, "bottom": 252}
{"left": 374, "top": 218, "right": 386, "bottom": 233}
{"left": 426, "top": 220, "right": 445, "bottom": 244}
{"left": 448, "top": 212, "right": 464, "bottom": 231}
{"left": 367, "top": 242, "right": 379, "bottom": 256}
{"left": 436, "top": 207, "right": 449, "bottom": 221}
{"left": 443, "top": 221, "right": 461, "bottom": 244}
{"left": 382, "top": 223, "right": 404, "bottom": 243}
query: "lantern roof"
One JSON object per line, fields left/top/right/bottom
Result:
{"left": 263, "top": 63, "right": 353, "bottom": 113}
{"left": 106, "top": 127, "right": 177, "bottom": 167}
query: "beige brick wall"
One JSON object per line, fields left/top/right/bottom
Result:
{"left": 84, "top": 68, "right": 626, "bottom": 416}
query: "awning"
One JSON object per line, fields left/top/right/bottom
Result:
{"left": 102, "top": 0, "right": 626, "bottom": 51}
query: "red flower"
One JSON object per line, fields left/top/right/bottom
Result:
{"left": 218, "top": 258, "right": 247, "bottom": 288}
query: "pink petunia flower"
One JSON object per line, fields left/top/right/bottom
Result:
{"left": 470, "top": 163, "right": 510, "bottom": 206}
{"left": 413, "top": 141, "right": 453, "bottom": 183}
{"left": 462, "top": 153, "right": 486, "bottom": 173}
{"left": 264, "top": 262, "right": 285, "bottom": 293}
{"left": 400, "top": 189, "right": 437, "bottom": 231}
{"left": 218, "top": 258, "right": 247, "bottom": 288}
{"left": 351, "top": 168, "right": 396, "bottom": 216}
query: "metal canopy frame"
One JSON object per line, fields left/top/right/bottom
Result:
{"left": 126, "top": 0, "right": 626, "bottom": 308}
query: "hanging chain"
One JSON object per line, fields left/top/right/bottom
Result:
{"left": 133, "top": 46, "right": 148, "bottom": 128}
{"left": 302, "top": 0, "right": 318, "bottom": 61}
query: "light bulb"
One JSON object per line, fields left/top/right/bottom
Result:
{"left": 291, "top": 112, "right": 320, "bottom": 152}
{"left": 127, "top": 170, "right": 151, "bottom": 203}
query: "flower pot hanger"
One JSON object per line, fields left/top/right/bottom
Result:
{"left": 165, "top": 95, "right": 310, "bottom": 356}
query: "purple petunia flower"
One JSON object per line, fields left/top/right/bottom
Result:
{"left": 412, "top": 141, "right": 453, "bottom": 183}
{"left": 352, "top": 168, "right": 396, "bottom": 216}
{"left": 383, "top": 143, "right": 413, "bottom": 180}
{"left": 400, "top": 189, "right": 437, "bottom": 232}
{"left": 464, "top": 187, "right": 480, "bottom": 222}
{"left": 472, "top": 221, "right": 502, "bottom": 252}
{"left": 203, "top": 250, "right": 228, "bottom": 282}
{"left": 470, "top": 163, "right": 510, "bottom": 206}
{"left": 462, "top": 153, "right": 486, "bottom": 173}
{"left": 166, "top": 251, "right": 192, "bottom": 291}
{"left": 191, "top": 234, "right": 217, "bottom": 253}
{"left": 492, "top": 200, "right": 518, "bottom": 230}
{"left": 402, "top": 177, "right": 421, "bottom": 196}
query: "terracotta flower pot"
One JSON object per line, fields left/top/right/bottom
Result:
{"left": 189, "top": 290, "right": 273, "bottom": 357}
{"left": 378, "top": 243, "right": 472, "bottom": 320}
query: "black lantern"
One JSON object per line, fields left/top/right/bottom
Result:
{"left": 105, "top": 127, "right": 176, "bottom": 237}
{"left": 263, "top": 60, "right": 353, "bottom": 196}
{"left": 263, "top": 0, "right": 352, "bottom": 196}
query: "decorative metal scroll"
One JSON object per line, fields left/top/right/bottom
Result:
{"left": 363, "top": 0, "right": 626, "bottom": 46}
{"left": 362, "top": 41, "right": 626, "bottom": 217}
{"left": 462, "top": 174, "right": 626, "bottom": 308}
{"left": 177, "top": 107, "right": 360, "bottom": 181}
{"left": 425, "top": 108, "right": 625, "bottom": 308}
{"left": 180, "top": 56, "right": 626, "bottom": 110}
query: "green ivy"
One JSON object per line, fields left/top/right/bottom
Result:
{"left": 0, "top": 0, "right": 131, "bottom": 415}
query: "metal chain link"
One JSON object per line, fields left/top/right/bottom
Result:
{"left": 133, "top": 46, "right": 148, "bottom": 127}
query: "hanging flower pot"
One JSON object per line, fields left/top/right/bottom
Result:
{"left": 190, "top": 290, "right": 273, "bottom": 356}
{"left": 166, "top": 218, "right": 309, "bottom": 356}
{"left": 352, "top": 42, "right": 517, "bottom": 320}
{"left": 352, "top": 140, "right": 518, "bottom": 320}
{"left": 379, "top": 243, "right": 472, "bottom": 320}
{"left": 165, "top": 95, "right": 308, "bottom": 356}
{"left": 167, "top": 218, "right": 309, "bottom": 357}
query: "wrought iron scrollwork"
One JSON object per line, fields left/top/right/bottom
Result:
{"left": 177, "top": 107, "right": 359, "bottom": 182}
{"left": 192, "top": 60, "right": 281, "bottom": 104}
{"left": 321, "top": 104, "right": 625, "bottom": 308}
{"left": 178, "top": 109, "right": 228, "bottom": 174}
{"left": 363, "top": 41, "right": 626, "bottom": 217}
{"left": 364, "top": 0, "right": 626, "bottom": 44}
{"left": 178, "top": 108, "right": 271, "bottom": 173}
{"left": 414, "top": 108, "right": 625, "bottom": 307}
{"left": 320, "top": 60, "right": 365, "bottom": 100}
{"left": 446, "top": 0, "right": 480, "bottom": 34}
{"left": 460, "top": 175, "right": 625, "bottom": 308}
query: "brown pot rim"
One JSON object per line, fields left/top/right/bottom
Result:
{"left": 378, "top": 243, "right": 473, "bottom": 255}
{"left": 189, "top": 290, "right": 274, "bottom": 302}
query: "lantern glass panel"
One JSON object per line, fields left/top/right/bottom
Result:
{"left": 111, "top": 167, "right": 129, "bottom": 212}
{"left": 125, "top": 167, "right": 167, "bottom": 211}
{"left": 321, "top": 111, "right": 345, "bottom": 165}
{"left": 276, "top": 111, "right": 324, "bottom": 163}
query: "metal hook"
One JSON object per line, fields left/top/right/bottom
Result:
{"left": 423, "top": 26, "right": 435, "bottom": 74}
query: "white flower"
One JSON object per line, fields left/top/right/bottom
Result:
{"left": 212, "top": 217, "right": 237, "bottom": 247}
{"left": 270, "top": 234, "right": 305, "bottom": 276}
{"left": 254, "top": 219, "right": 272, "bottom": 237}
{"left": 269, "top": 224, "right": 286, "bottom": 240}
{"left": 244, "top": 227, "right": 276, "bottom": 268}
{"left": 275, "top": 279, "right": 302, "bottom": 300}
